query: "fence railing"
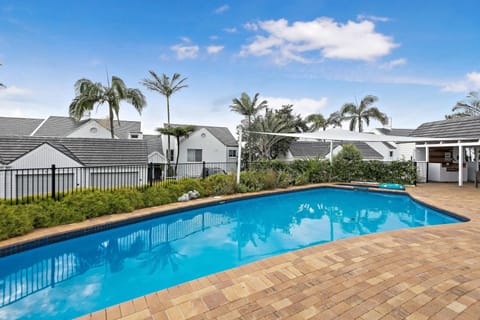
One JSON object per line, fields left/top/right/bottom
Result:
{"left": 0, "top": 161, "right": 237, "bottom": 203}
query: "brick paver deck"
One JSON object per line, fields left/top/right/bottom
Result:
{"left": 3, "top": 183, "right": 480, "bottom": 319}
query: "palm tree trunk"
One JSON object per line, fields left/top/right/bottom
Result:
{"left": 175, "top": 136, "right": 180, "bottom": 175}
{"left": 248, "top": 115, "right": 252, "bottom": 163}
{"left": 166, "top": 96, "right": 171, "bottom": 167}
{"left": 109, "top": 107, "right": 115, "bottom": 138}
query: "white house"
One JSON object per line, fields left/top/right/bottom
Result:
{"left": 370, "top": 127, "right": 415, "bottom": 161}
{"left": 0, "top": 136, "right": 149, "bottom": 199}
{"left": 163, "top": 124, "right": 239, "bottom": 176}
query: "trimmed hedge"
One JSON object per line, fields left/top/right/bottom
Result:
{"left": 0, "top": 160, "right": 416, "bottom": 241}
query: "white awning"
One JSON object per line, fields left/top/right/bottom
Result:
{"left": 249, "top": 128, "right": 465, "bottom": 143}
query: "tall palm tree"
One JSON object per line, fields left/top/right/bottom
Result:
{"left": 230, "top": 92, "right": 268, "bottom": 161}
{"left": 69, "top": 76, "right": 146, "bottom": 138}
{"left": 157, "top": 125, "right": 195, "bottom": 175}
{"left": 450, "top": 91, "right": 480, "bottom": 117}
{"left": 340, "top": 95, "right": 387, "bottom": 132}
{"left": 141, "top": 71, "right": 188, "bottom": 166}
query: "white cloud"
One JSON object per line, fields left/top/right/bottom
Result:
{"left": 243, "top": 22, "right": 258, "bottom": 31}
{"left": 210, "top": 35, "right": 220, "bottom": 40}
{"left": 0, "top": 85, "right": 31, "bottom": 97}
{"left": 207, "top": 45, "right": 224, "bottom": 54}
{"left": 443, "top": 72, "right": 480, "bottom": 92}
{"left": 262, "top": 96, "right": 328, "bottom": 116}
{"left": 224, "top": 27, "right": 237, "bottom": 33}
{"left": 214, "top": 4, "right": 229, "bottom": 14}
{"left": 171, "top": 44, "right": 199, "bottom": 60}
{"left": 180, "top": 36, "right": 192, "bottom": 43}
{"left": 357, "top": 14, "right": 391, "bottom": 22}
{"left": 380, "top": 58, "right": 407, "bottom": 70}
{"left": 240, "top": 17, "right": 398, "bottom": 64}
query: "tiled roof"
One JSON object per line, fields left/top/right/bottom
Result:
{"left": 410, "top": 116, "right": 480, "bottom": 139}
{"left": 143, "top": 134, "right": 164, "bottom": 155}
{"left": 0, "top": 136, "right": 148, "bottom": 166}
{"left": 0, "top": 116, "right": 44, "bottom": 136}
{"left": 289, "top": 141, "right": 383, "bottom": 160}
{"left": 376, "top": 128, "right": 414, "bottom": 136}
{"left": 33, "top": 116, "right": 141, "bottom": 139}
{"left": 168, "top": 123, "right": 238, "bottom": 147}
{"left": 289, "top": 141, "right": 341, "bottom": 158}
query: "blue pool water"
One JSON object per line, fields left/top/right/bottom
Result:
{"left": 0, "top": 187, "right": 463, "bottom": 319}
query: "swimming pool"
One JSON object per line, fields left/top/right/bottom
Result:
{"left": 0, "top": 187, "right": 464, "bottom": 319}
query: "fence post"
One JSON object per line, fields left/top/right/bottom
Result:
{"left": 51, "top": 164, "right": 56, "bottom": 200}
{"left": 148, "top": 162, "right": 153, "bottom": 187}
{"left": 413, "top": 161, "right": 417, "bottom": 186}
{"left": 202, "top": 161, "right": 206, "bottom": 179}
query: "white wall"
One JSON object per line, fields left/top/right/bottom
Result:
{"left": 175, "top": 128, "right": 229, "bottom": 163}
{"left": 365, "top": 142, "right": 393, "bottom": 161}
{"left": 67, "top": 120, "right": 114, "bottom": 139}
{"left": 11, "top": 144, "right": 82, "bottom": 169}
{"left": 427, "top": 163, "right": 467, "bottom": 182}
{"left": 148, "top": 151, "right": 166, "bottom": 164}
{"left": 397, "top": 142, "right": 416, "bottom": 160}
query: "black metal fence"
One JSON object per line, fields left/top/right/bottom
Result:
{"left": 0, "top": 161, "right": 237, "bottom": 204}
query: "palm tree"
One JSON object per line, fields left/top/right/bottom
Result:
{"left": 69, "top": 76, "right": 146, "bottom": 138}
{"left": 340, "top": 95, "right": 387, "bottom": 132}
{"left": 449, "top": 91, "right": 480, "bottom": 117}
{"left": 327, "top": 111, "right": 343, "bottom": 128}
{"left": 157, "top": 125, "right": 195, "bottom": 175}
{"left": 230, "top": 92, "right": 268, "bottom": 161}
{"left": 141, "top": 71, "right": 188, "bottom": 166}
{"left": 250, "top": 108, "right": 296, "bottom": 159}
{"left": 306, "top": 114, "right": 327, "bottom": 131}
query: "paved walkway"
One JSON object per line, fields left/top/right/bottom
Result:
{"left": 4, "top": 183, "right": 480, "bottom": 320}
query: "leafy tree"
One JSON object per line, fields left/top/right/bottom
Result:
{"left": 445, "top": 91, "right": 480, "bottom": 119}
{"left": 69, "top": 76, "right": 146, "bottom": 138}
{"left": 327, "top": 111, "right": 343, "bottom": 128}
{"left": 141, "top": 71, "right": 188, "bottom": 167}
{"left": 340, "top": 95, "right": 387, "bottom": 132}
{"left": 250, "top": 105, "right": 307, "bottom": 159}
{"left": 230, "top": 92, "right": 268, "bottom": 162}
{"left": 157, "top": 125, "right": 195, "bottom": 175}
{"left": 334, "top": 144, "right": 363, "bottom": 161}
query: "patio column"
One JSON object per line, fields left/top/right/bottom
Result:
{"left": 458, "top": 143, "right": 463, "bottom": 187}
{"left": 236, "top": 128, "right": 243, "bottom": 184}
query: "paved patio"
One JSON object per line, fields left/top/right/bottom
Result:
{"left": 3, "top": 183, "right": 480, "bottom": 319}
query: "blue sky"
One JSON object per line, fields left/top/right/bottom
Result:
{"left": 0, "top": 0, "right": 479, "bottom": 135}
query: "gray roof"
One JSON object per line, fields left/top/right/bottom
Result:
{"left": 376, "top": 128, "right": 414, "bottom": 137}
{"left": 168, "top": 123, "right": 238, "bottom": 147}
{"left": 33, "top": 116, "right": 141, "bottom": 139}
{"left": 0, "top": 116, "right": 44, "bottom": 136}
{"left": 143, "top": 134, "right": 164, "bottom": 155}
{"left": 410, "top": 116, "right": 480, "bottom": 139}
{"left": 289, "top": 141, "right": 383, "bottom": 160}
{"left": 0, "top": 136, "right": 148, "bottom": 166}
{"left": 289, "top": 141, "right": 341, "bottom": 158}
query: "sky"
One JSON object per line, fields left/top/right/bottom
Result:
{"left": 0, "top": 0, "right": 479, "bottom": 136}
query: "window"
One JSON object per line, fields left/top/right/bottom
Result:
{"left": 169, "top": 149, "right": 174, "bottom": 161}
{"left": 187, "top": 149, "right": 202, "bottom": 162}
{"left": 389, "top": 151, "right": 394, "bottom": 157}
{"left": 228, "top": 149, "right": 237, "bottom": 158}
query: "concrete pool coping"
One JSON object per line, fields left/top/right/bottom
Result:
{"left": 2, "top": 183, "right": 480, "bottom": 319}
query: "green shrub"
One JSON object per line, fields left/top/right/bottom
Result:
{"left": 203, "top": 174, "right": 236, "bottom": 195}
{"left": 0, "top": 205, "right": 34, "bottom": 240}
{"left": 239, "top": 171, "right": 265, "bottom": 192}
{"left": 177, "top": 178, "right": 206, "bottom": 196}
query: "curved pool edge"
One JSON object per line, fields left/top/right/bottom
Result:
{"left": 0, "top": 183, "right": 471, "bottom": 258}
{"left": 76, "top": 183, "right": 480, "bottom": 320}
